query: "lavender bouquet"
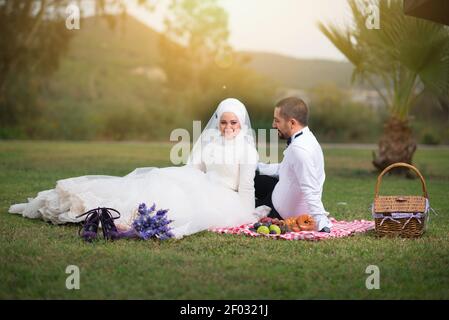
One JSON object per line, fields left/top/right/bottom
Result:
{"left": 118, "top": 203, "right": 174, "bottom": 241}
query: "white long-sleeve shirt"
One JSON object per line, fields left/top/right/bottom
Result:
{"left": 258, "top": 126, "right": 331, "bottom": 230}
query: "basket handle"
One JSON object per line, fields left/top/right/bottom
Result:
{"left": 375, "top": 162, "right": 428, "bottom": 198}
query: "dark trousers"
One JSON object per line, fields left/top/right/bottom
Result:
{"left": 254, "top": 171, "right": 283, "bottom": 220}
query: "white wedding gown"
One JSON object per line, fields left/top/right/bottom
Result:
{"left": 8, "top": 138, "right": 262, "bottom": 239}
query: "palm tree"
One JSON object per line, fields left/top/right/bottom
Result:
{"left": 318, "top": 0, "right": 449, "bottom": 173}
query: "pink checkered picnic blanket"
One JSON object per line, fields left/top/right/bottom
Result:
{"left": 209, "top": 218, "right": 375, "bottom": 241}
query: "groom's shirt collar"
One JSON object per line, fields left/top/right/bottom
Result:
{"left": 286, "top": 127, "right": 309, "bottom": 147}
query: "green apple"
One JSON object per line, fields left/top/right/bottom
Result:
{"left": 257, "top": 226, "right": 270, "bottom": 234}
{"left": 269, "top": 224, "right": 281, "bottom": 235}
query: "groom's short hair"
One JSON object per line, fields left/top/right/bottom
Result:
{"left": 276, "top": 97, "right": 309, "bottom": 126}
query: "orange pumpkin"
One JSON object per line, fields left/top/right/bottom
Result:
{"left": 283, "top": 214, "right": 316, "bottom": 232}
{"left": 296, "top": 214, "right": 316, "bottom": 231}
{"left": 284, "top": 217, "right": 298, "bottom": 230}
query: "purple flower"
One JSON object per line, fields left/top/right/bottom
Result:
{"left": 138, "top": 203, "right": 147, "bottom": 215}
{"left": 156, "top": 209, "right": 168, "bottom": 216}
{"left": 148, "top": 203, "right": 156, "bottom": 213}
{"left": 122, "top": 202, "right": 174, "bottom": 241}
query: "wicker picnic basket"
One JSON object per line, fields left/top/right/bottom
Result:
{"left": 372, "top": 162, "right": 429, "bottom": 238}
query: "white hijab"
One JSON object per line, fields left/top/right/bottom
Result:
{"left": 187, "top": 98, "right": 256, "bottom": 166}
{"left": 215, "top": 98, "right": 248, "bottom": 130}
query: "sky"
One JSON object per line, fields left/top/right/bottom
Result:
{"left": 128, "top": 0, "right": 353, "bottom": 61}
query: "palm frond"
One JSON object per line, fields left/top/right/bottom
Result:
{"left": 319, "top": 0, "right": 449, "bottom": 119}
{"left": 317, "top": 22, "right": 364, "bottom": 83}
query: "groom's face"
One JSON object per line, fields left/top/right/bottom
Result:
{"left": 273, "top": 107, "right": 291, "bottom": 140}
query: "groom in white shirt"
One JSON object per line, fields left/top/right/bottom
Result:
{"left": 255, "top": 97, "right": 332, "bottom": 232}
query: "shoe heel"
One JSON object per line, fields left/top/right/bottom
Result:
{"left": 99, "top": 207, "right": 121, "bottom": 240}
{"left": 76, "top": 207, "right": 101, "bottom": 242}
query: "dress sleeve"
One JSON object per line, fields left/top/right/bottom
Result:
{"left": 257, "top": 162, "right": 280, "bottom": 177}
{"left": 238, "top": 145, "right": 258, "bottom": 212}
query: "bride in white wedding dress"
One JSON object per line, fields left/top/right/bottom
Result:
{"left": 8, "top": 98, "right": 266, "bottom": 239}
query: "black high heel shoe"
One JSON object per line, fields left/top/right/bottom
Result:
{"left": 76, "top": 207, "right": 101, "bottom": 242}
{"left": 99, "top": 207, "right": 121, "bottom": 240}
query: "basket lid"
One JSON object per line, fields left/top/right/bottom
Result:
{"left": 374, "top": 195, "right": 427, "bottom": 213}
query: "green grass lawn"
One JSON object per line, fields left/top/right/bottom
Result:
{"left": 1, "top": 141, "right": 448, "bottom": 299}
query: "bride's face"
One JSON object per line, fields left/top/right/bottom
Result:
{"left": 219, "top": 112, "right": 241, "bottom": 139}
